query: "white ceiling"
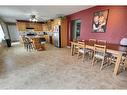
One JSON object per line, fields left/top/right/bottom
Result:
{"left": 0, "top": 6, "right": 93, "bottom": 23}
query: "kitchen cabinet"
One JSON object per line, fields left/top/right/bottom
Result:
{"left": 42, "top": 24, "right": 48, "bottom": 31}
{"left": 25, "top": 22, "right": 35, "bottom": 28}
{"left": 16, "top": 22, "right": 26, "bottom": 31}
{"left": 16, "top": 21, "right": 43, "bottom": 32}
{"left": 34, "top": 23, "right": 43, "bottom": 31}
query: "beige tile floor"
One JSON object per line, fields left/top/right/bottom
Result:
{"left": 0, "top": 42, "right": 127, "bottom": 89}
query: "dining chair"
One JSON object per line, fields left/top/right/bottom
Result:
{"left": 89, "top": 39, "right": 96, "bottom": 42}
{"left": 77, "top": 41, "right": 86, "bottom": 61}
{"left": 109, "top": 53, "right": 127, "bottom": 71}
{"left": 87, "top": 39, "right": 97, "bottom": 58}
{"left": 72, "top": 40, "right": 83, "bottom": 55}
{"left": 121, "top": 55, "right": 127, "bottom": 70}
{"left": 97, "top": 40, "right": 107, "bottom": 45}
{"left": 72, "top": 39, "right": 77, "bottom": 42}
{"left": 32, "top": 38, "right": 45, "bottom": 51}
{"left": 92, "top": 44, "right": 108, "bottom": 70}
{"left": 22, "top": 37, "right": 33, "bottom": 51}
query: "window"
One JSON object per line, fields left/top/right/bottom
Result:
{"left": 0, "top": 24, "right": 5, "bottom": 43}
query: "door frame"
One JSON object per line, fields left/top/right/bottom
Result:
{"left": 70, "top": 19, "right": 81, "bottom": 41}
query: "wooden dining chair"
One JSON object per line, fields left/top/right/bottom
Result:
{"left": 32, "top": 38, "right": 45, "bottom": 51}
{"left": 72, "top": 40, "right": 83, "bottom": 55}
{"left": 77, "top": 41, "right": 86, "bottom": 61}
{"left": 97, "top": 40, "right": 107, "bottom": 45}
{"left": 22, "top": 37, "right": 33, "bottom": 51}
{"left": 89, "top": 39, "right": 96, "bottom": 42}
{"left": 120, "top": 55, "right": 127, "bottom": 70}
{"left": 87, "top": 39, "right": 97, "bottom": 58}
{"left": 92, "top": 44, "right": 108, "bottom": 70}
{"left": 109, "top": 53, "right": 127, "bottom": 71}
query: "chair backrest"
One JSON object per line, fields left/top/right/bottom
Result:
{"left": 94, "top": 44, "right": 106, "bottom": 57}
{"left": 78, "top": 41, "right": 85, "bottom": 48}
{"left": 22, "top": 37, "right": 31, "bottom": 44}
{"left": 32, "top": 38, "right": 42, "bottom": 49}
{"left": 89, "top": 39, "right": 96, "bottom": 42}
{"left": 97, "top": 40, "right": 107, "bottom": 45}
{"left": 124, "top": 56, "right": 127, "bottom": 68}
{"left": 78, "top": 41, "right": 85, "bottom": 45}
{"left": 73, "top": 39, "right": 77, "bottom": 42}
{"left": 39, "top": 38, "right": 46, "bottom": 43}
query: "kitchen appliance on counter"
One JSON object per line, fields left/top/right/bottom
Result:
{"left": 53, "top": 25, "right": 61, "bottom": 48}
{"left": 25, "top": 27, "right": 37, "bottom": 36}
{"left": 120, "top": 38, "right": 127, "bottom": 46}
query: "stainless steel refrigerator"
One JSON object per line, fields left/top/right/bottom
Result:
{"left": 53, "top": 25, "right": 61, "bottom": 48}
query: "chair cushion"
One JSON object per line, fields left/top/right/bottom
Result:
{"left": 94, "top": 52, "right": 105, "bottom": 59}
{"left": 41, "top": 42, "right": 46, "bottom": 44}
{"left": 79, "top": 48, "right": 91, "bottom": 53}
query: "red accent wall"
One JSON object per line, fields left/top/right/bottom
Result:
{"left": 67, "top": 6, "right": 127, "bottom": 45}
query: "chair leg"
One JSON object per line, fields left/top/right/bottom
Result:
{"left": 28, "top": 45, "right": 30, "bottom": 52}
{"left": 30, "top": 44, "right": 33, "bottom": 51}
{"left": 91, "top": 51, "right": 94, "bottom": 58}
{"left": 100, "top": 58, "right": 105, "bottom": 71}
{"left": 73, "top": 46, "right": 76, "bottom": 55}
{"left": 26, "top": 44, "right": 29, "bottom": 51}
{"left": 29, "top": 44, "right": 32, "bottom": 52}
{"left": 24, "top": 44, "right": 27, "bottom": 49}
{"left": 92, "top": 56, "right": 95, "bottom": 66}
{"left": 77, "top": 51, "right": 80, "bottom": 59}
{"left": 82, "top": 53, "right": 85, "bottom": 62}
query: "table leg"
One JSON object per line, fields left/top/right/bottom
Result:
{"left": 71, "top": 43, "right": 74, "bottom": 56}
{"left": 113, "top": 53, "right": 122, "bottom": 76}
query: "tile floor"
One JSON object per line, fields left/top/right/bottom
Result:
{"left": 0, "top": 42, "right": 127, "bottom": 89}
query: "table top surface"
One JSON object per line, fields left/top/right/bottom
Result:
{"left": 71, "top": 40, "right": 127, "bottom": 53}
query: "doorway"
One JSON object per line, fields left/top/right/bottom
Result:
{"left": 71, "top": 19, "right": 81, "bottom": 41}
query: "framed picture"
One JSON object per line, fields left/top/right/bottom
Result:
{"left": 92, "top": 9, "right": 109, "bottom": 33}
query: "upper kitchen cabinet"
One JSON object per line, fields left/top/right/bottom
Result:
{"left": 34, "top": 23, "right": 43, "bottom": 31}
{"left": 42, "top": 20, "right": 54, "bottom": 32}
{"left": 16, "top": 21, "right": 43, "bottom": 32}
{"left": 25, "top": 22, "right": 35, "bottom": 28}
{"left": 16, "top": 21, "right": 26, "bottom": 32}
{"left": 42, "top": 24, "right": 48, "bottom": 31}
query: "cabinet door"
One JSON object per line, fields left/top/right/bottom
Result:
{"left": 34, "top": 23, "right": 43, "bottom": 31}
{"left": 26, "top": 22, "right": 35, "bottom": 28}
{"left": 42, "top": 24, "right": 48, "bottom": 31}
{"left": 16, "top": 22, "right": 26, "bottom": 31}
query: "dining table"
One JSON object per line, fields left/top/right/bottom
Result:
{"left": 71, "top": 40, "right": 127, "bottom": 76}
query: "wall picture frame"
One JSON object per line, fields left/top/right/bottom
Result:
{"left": 92, "top": 9, "right": 109, "bottom": 33}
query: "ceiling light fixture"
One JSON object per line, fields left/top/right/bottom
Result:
{"left": 29, "top": 15, "right": 38, "bottom": 22}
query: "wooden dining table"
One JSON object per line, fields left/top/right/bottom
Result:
{"left": 71, "top": 40, "right": 127, "bottom": 76}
